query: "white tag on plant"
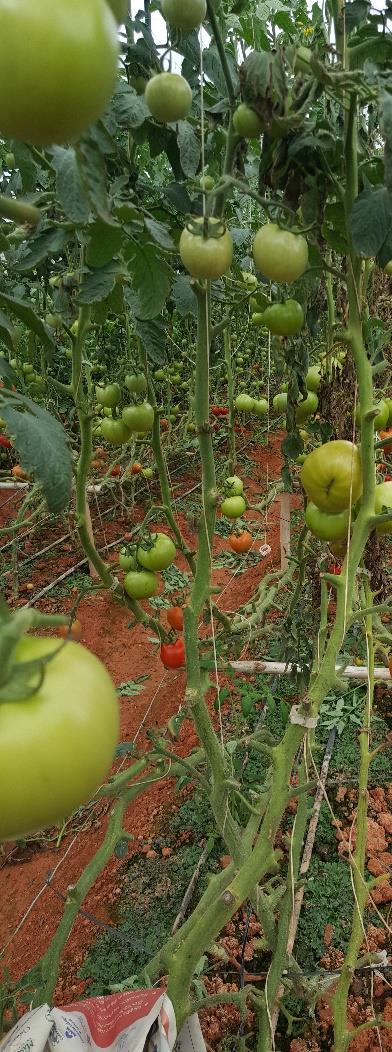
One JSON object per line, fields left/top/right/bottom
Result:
{"left": 259, "top": 543, "right": 271, "bottom": 558}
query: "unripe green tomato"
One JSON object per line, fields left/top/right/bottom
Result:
{"left": 261, "top": 299, "right": 304, "bottom": 337}
{"left": 253, "top": 398, "right": 268, "bottom": 417}
{"left": 241, "top": 271, "right": 258, "bottom": 289}
{"left": 125, "top": 373, "right": 147, "bottom": 394}
{"left": 305, "top": 501, "right": 350, "bottom": 541}
{"left": 106, "top": 0, "right": 128, "bottom": 23}
{"left": 233, "top": 103, "right": 263, "bottom": 139}
{"left": 224, "top": 475, "right": 244, "bottom": 496}
{"left": 122, "top": 402, "right": 154, "bottom": 432}
{"left": 22, "top": 362, "right": 34, "bottom": 374}
{"left": 187, "top": 422, "right": 197, "bottom": 433}
{"left": 253, "top": 224, "right": 308, "bottom": 284}
{"left": 5, "top": 152, "right": 15, "bottom": 169}
{"left": 387, "top": 398, "right": 392, "bottom": 426}
{"left": 235, "top": 393, "right": 255, "bottom": 412}
{"left": 221, "top": 495, "right": 246, "bottom": 519}
{"left": 96, "top": 383, "right": 121, "bottom": 409}
{"left": 162, "top": 0, "right": 206, "bottom": 29}
{"left": 145, "top": 73, "right": 192, "bottom": 123}
{"left": 200, "top": 174, "right": 215, "bottom": 190}
{"left": 355, "top": 399, "right": 389, "bottom": 431}
{"left": 306, "top": 366, "right": 321, "bottom": 392}
{"left": 46, "top": 313, "right": 62, "bottom": 329}
{"left": 119, "top": 548, "right": 136, "bottom": 571}
{"left": 251, "top": 313, "right": 266, "bottom": 327}
{"left": 296, "top": 453, "right": 307, "bottom": 465}
{"left": 295, "top": 391, "right": 318, "bottom": 423}
{"left": 273, "top": 392, "right": 288, "bottom": 413}
{"left": 49, "top": 275, "right": 62, "bottom": 289}
{"left": 0, "top": 0, "right": 119, "bottom": 147}
{"left": 124, "top": 570, "right": 158, "bottom": 599}
{"left": 172, "top": 373, "right": 181, "bottom": 383}
{"left": 384, "top": 260, "right": 392, "bottom": 276}
{"left": 154, "top": 369, "right": 165, "bottom": 382}
{"left": 374, "top": 480, "right": 392, "bottom": 533}
{"left": 142, "top": 467, "right": 154, "bottom": 479}
{"left": 25, "top": 372, "right": 38, "bottom": 385}
{"left": 130, "top": 75, "right": 148, "bottom": 95}
{"left": 294, "top": 46, "right": 312, "bottom": 74}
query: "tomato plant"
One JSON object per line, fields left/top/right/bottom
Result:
{"left": 0, "top": 0, "right": 119, "bottom": 146}
{"left": 0, "top": 637, "right": 119, "bottom": 840}
{"left": 301, "top": 441, "right": 363, "bottom": 513}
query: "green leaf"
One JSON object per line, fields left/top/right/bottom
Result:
{"left": 281, "top": 432, "right": 303, "bottom": 459}
{"left": 125, "top": 242, "right": 171, "bottom": 319}
{"left": 86, "top": 218, "right": 124, "bottom": 268}
{"left": 344, "top": 0, "right": 370, "bottom": 34}
{"left": 79, "top": 262, "right": 120, "bottom": 304}
{"left": 0, "top": 394, "right": 72, "bottom": 513}
{"left": 0, "top": 292, "right": 55, "bottom": 352}
{"left": 13, "top": 226, "right": 70, "bottom": 273}
{"left": 177, "top": 121, "right": 201, "bottom": 178}
{"left": 50, "top": 147, "right": 90, "bottom": 224}
{"left": 11, "top": 141, "right": 38, "bottom": 193}
{"left": 202, "top": 46, "right": 240, "bottom": 97}
{"left": 172, "top": 274, "right": 197, "bottom": 317}
{"left": 112, "top": 83, "right": 149, "bottom": 128}
{"left": 164, "top": 182, "right": 193, "bottom": 214}
{"left": 77, "top": 138, "right": 110, "bottom": 222}
{"left": 350, "top": 186, "right": 392, "bottom": 257}
{"left": 0, "top": 312, "right": 16, "bottom": 355}
{"left": 144, "top": 217, "right": 174, "bottom": 250}
{"left": 133, "top": 314, "right": 166, "bottom": 364}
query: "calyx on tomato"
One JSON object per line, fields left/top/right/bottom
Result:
{"left": 145, "top": 72, "right": 192, "bottom": 123}
{"left": 252, "top": 223, "right": 308, "bottom": 284}
{"left": 301, "top": 440, "right": 363, "bottom": 513}
{"left": 137, "top": 532, "right": 176, "bottom": 572}
{"left": 0, "top": 636, "right": 119, "bottom": 840}
{"left": 179, "top": 217, "right": 233, "bottom": 280}
{"left": 0, "top": 0, "right": 119, "bottom": 147}
{"left": 160, "top": 637, "right": 186, "bottom": 669}
{"left": 261, "top": 299, "right": 304, "bottom": 337}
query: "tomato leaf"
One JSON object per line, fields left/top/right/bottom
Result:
{"left": 177, "top": 120, "right": 201, "bottom": 178}
{"left": 0, "top": 313, "right": 16, "bottom": 355}
{"left": 11, "top": 141, "right": 38, "bottom": 193}
{"left": 50, "top": 146, "right": 90, "bottom": 224}
{"left": 79, "top": 262, "right": 120, "bottom": 304}
{"left": 111, "top": 82, "right": 149, "bottom": 128}
{"left": 0, "top": 292, "right": 55, "bottom": 352}
{"left": 144, "top": 217, "right": 174, "bottom": 251}
{"left": 133, "top": 315, "right": 166, "bottom": 365}
{"left": 13, "top": 226, "right": 70, "bottom": 274}
{"left": 350, "top": 186, "right": 392, "bottom": 257}
{"left": 344, "top": 0, "right": 370, "bottom": 33}
{"left": 172, "top": 274, "right": 198, "bottom": 318}
{"left": 86, "top": 218, "right": 124, "bottom": 268}
{"left": 0, "top": 392, "right": 72, "bottom": 513}
{"left": 77, "top": 138, "right": 111, "bottom": 223}
{"left": 125, "top": 242, "right": 171, "bottom": 319}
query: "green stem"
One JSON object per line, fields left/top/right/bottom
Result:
{"left": 224, "top": 323, "right": 236, "bottom": 473}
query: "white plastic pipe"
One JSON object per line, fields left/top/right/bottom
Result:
{"left": 230, "top": 660, "right": 390, "bottom": 681}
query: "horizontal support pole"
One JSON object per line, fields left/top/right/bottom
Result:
{"left": 229, "top": 661, "right": 390, "bottom": 682}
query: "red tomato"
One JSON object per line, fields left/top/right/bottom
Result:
{"left": 211, "top": 406, "right": 229, "bottom": 417}
{"left": 0, "top": 435, "right": 11, "bottom": 449}
{"left": 229, "top": 530, "right": 253, "bottom": 554}
{"left": 328, "top": 563, "right": 341, "bottom": 576}
{"left": 384, "top": 474, "right": 392, "bottom": 482}
{"left": 58, "top": 619, "right": 82, "bottom": 642}
{"left": 167, "top": 606, "right": 184, "bottom": 631}
{"left": 132, "top": 462, "right": 142, "bottom": 475}
{"left": 379, "top": 429, "right": 392, "bottom": 455}
{"left": 160, "top": 637, "right": 186, "bottom": 669}
{"left": 160, "top": 418, "right": 169, "bottom": 430}
{"left": 110, "top": 464, "right": 121, "bottom": 477}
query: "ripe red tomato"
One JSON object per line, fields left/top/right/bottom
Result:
{"left": 161, "top": 637, "right": 186, "bottom": 669}
{"left": 0, "top": 0, "right": 119, "bottom": 147}
{"left": 229, "top": 531, "right": 253, "bottom": 553}
{"left": 110, "top": 464, "right": 122, "bottom": 477}
{"left": 131, "top": 462, "right": 143, "bottom": 475}
{"left": 0, "top": 435, "right": 11, "bottom": 449}
{"left": 328, "top": 563, "right": 341, "bottom": 576}
{"left": 379, "top": 429, "right": 392, "bottom": 455}
{"left": 58, "top": 619, "right": 82, "bottom": 641}
{"left": 167, "top": 606, "right": 184, "bottom": 631}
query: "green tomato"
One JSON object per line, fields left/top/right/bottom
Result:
{"left": 295, "top": 391, "right": 318, "bottom": 423}
{"left": 0, "top": 636, "right": 119, "bottom": 840}
{"left": 145, "top": 72, "right": 192, "bottom": 123}
{"left": 253, "top": 224, "right": 308, "bottom": 284}
{"left": 101, "top": 417, "right": 130, "bottom": 445}
{"left": 355, "top": 399, "right": 389, "bottom": 431}
{"left": 261, "top": 299, "right": 304, "bottom": 337}
{"left": 179, "top": 217, "right": 233, "bottom": 280}
{"left": 253, "top": 398, "right": 268, "bottom": 417}
{"left": 273, "top": 392, "right": 288, "bottom": 413}
{"left": 137, "top": 532, "right": 176, "bottom": 572}
{"left": 241, "top": 271, "right": 258, "bottom": 289}
{"left": 142, "top": 467, "right": 154, "bottom": 479}
{"left": 22, "top": 362, "right": 34, "bottom": 374}
{"left": 306, "top": 366, "right": 321, "bottom": 392}
{"left": 235, "top": 393, "right": 255, "bottom": 412}
{"left": 45, "top": 313, "right": 62, "bottom": 330}
{"left": 154, "top": 369, "right": 166, "bottom": 382}
{"left": 221, "top": 495, "right": 246, "bottom": 519}
{"left": 251, "top": 313, "right": 266, "bottom": 328}
{"left": 106, "top": 0, "right": 128, "bottom": 22}
{"left": 384, "top": 260, "right": 392, "bottom": 276}
{"left": 305, "top": 502, "right": 350, "bottom": 541}
{"left": 119, "top": 548, "right": 136, "bottom": 571}
{"left": 294, "top": 46, "right": 312, "bottom": 74}
{"left": 124, "top": 570, "right": 158, "bottom": 599}
{"left": 122, "top": 402, "right": 154, "bottom": 433}
{"left": 233, "top": 103, "right": 263, "bottom": 139}
{"left": 200, "top": 174, "right": 215, "bottom": 190}
{"left": 225, "top": 475, "right": 244, "bottom": 496}
{"left": 301, "top": 440, "right": 363, "bottom": 513}
{"left": 0, "top": 0, "right": 118, "bottom": 147}
{"left": 125, "top": 373, "right": 147, "bottom": 395}
{"left": 96, "top": 383, "right": 121, "bottom": 409}
{"left": 374, "top": 481, "right": 392, "bottom": 534}
{"left": 162, "top": 0, "right": 206, "bottom": 29}
{"left": 5, "top": 151, "right": 15, "bottom": 169}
